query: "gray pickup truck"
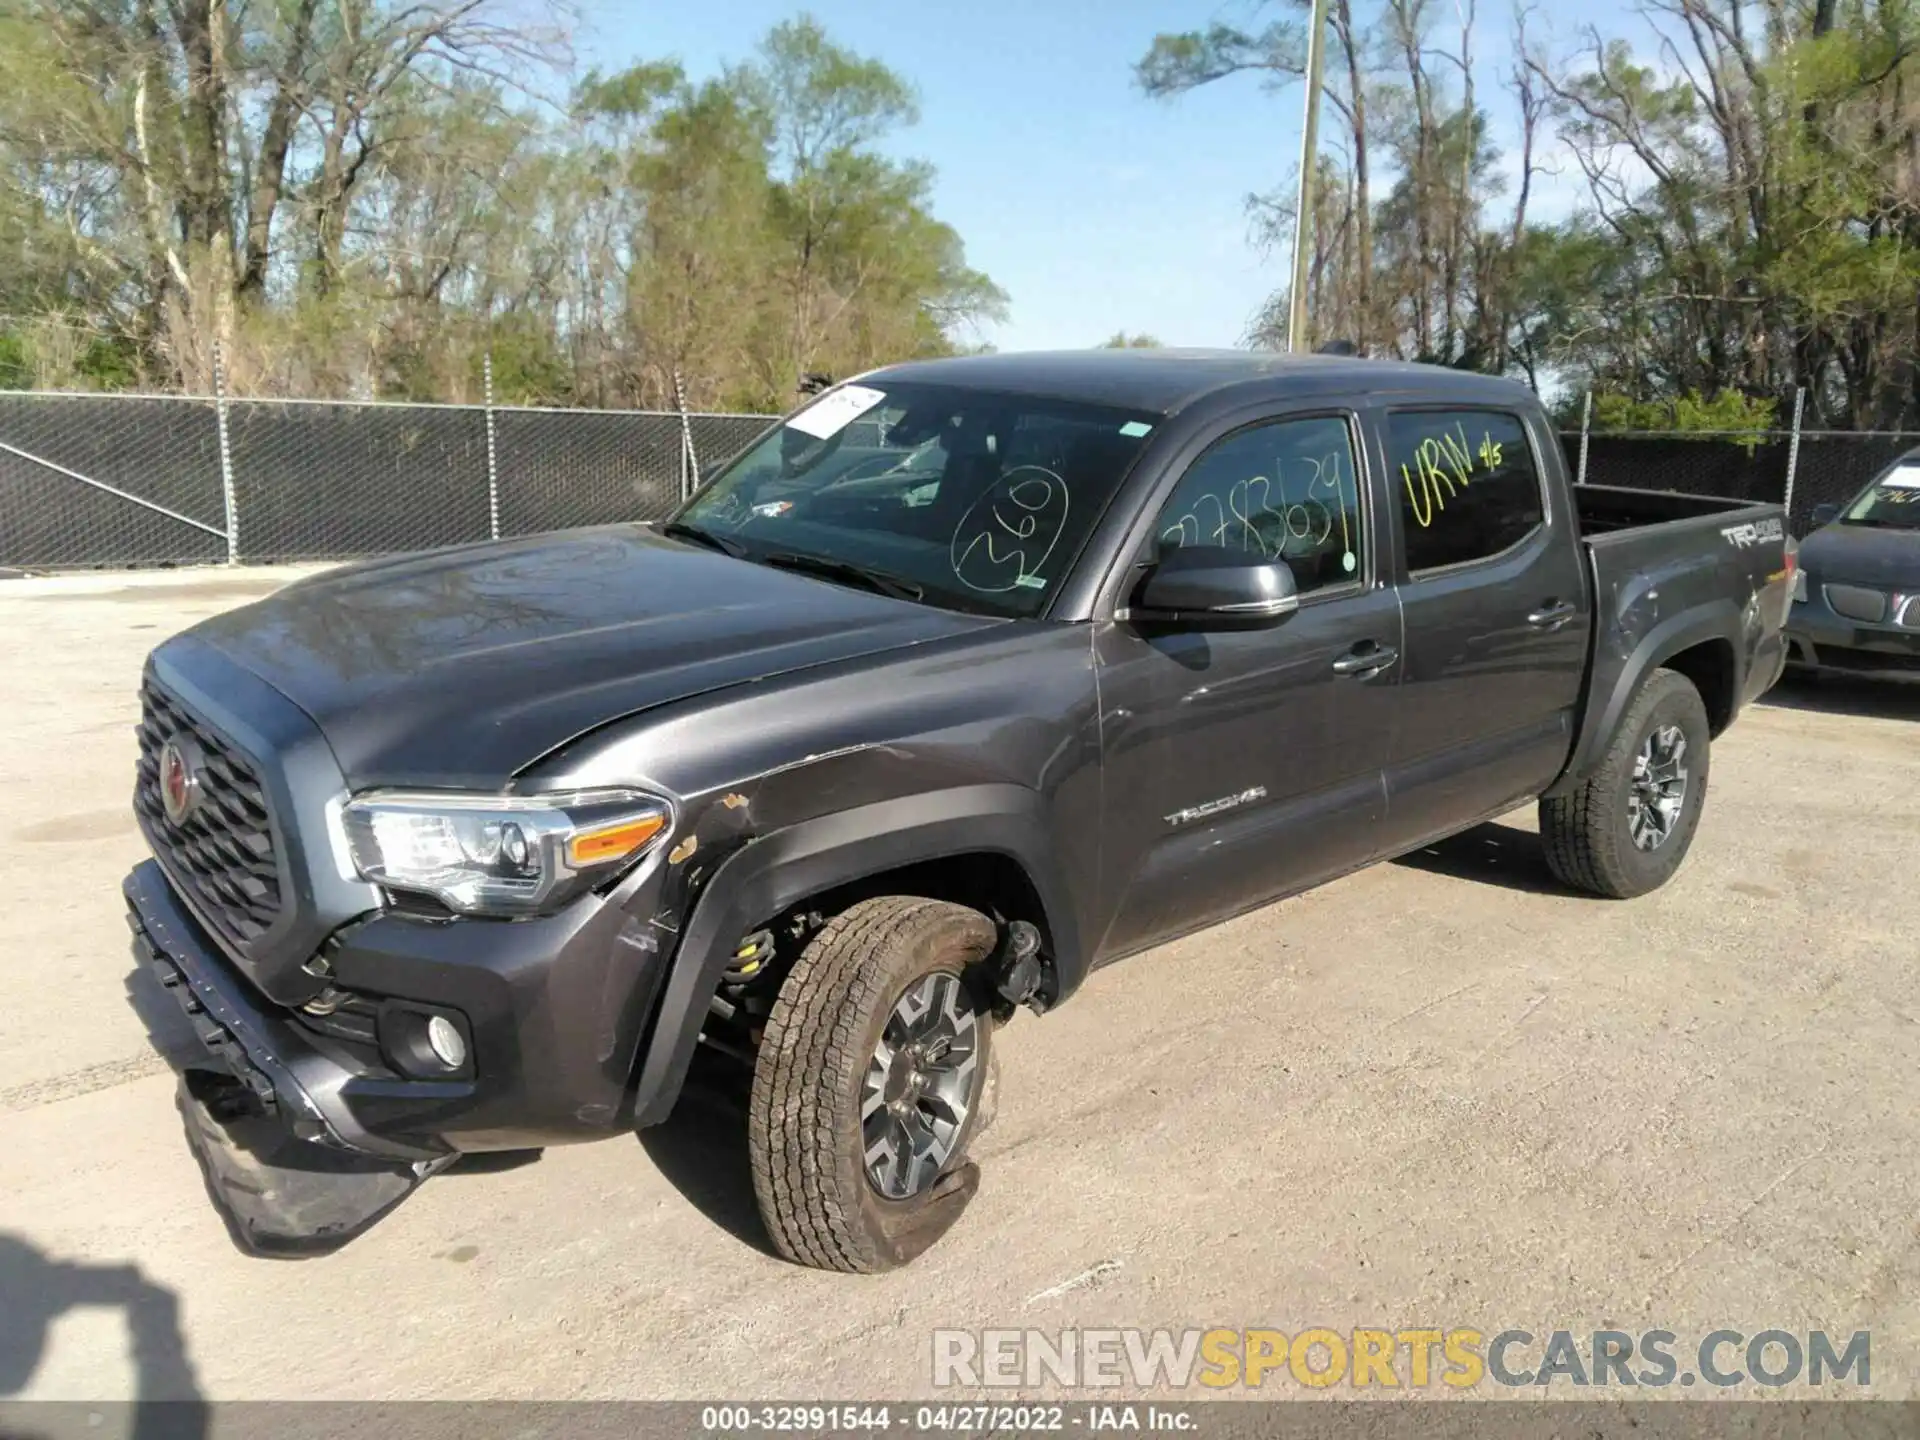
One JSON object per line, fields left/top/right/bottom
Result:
{"left": 125, "top": 351, "right": 1792, "bottom": 1271}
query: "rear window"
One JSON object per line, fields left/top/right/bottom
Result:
{"left": 1386, "top": 410, "right": 1542, "bottom": 574}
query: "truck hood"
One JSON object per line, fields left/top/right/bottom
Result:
{"left": 1797, "top": 522, "right": 1920, "bottom": 588}
{"left": 186, "top": 526, "right": 998, "bottom": 787}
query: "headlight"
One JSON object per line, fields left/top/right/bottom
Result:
{"left": 341, "top": 788, "right": 672, "bottom": 916}
{"left": 1793, "top": 569, "right": 1809, "bottom": 604}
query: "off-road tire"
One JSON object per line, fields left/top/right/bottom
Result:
{"left": 748, "top": 897, "right": 997, "bottom": 1272}
{"left": 1539, "top": 667, "right": 1712, "bottom": 899}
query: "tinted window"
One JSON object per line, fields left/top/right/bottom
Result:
{"left": 1153, "top": 415, "right": 1364, "bottom": 596}
{"left": 675, "top": 382, "right": 1159, "bottom": 618}
{"left": 1387, "top": 410, "right": 1542, "bottom": 574}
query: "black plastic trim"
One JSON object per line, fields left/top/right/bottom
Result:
{"left": 629, "top": 785, "right": 1070, "bottom": 1127}
{"left": 126, "top": 860, "right": 443, "bottom": 1163}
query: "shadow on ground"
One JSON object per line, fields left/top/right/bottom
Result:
{"left": 1391, "top": 820, "right": 1568, "bottom": 895}
{"left": 0, "top": 1233, "right": 205, "bottom": 1439}
{"left": 635, "top": 1047, "right": 776, "bottom": 1258}
{"left": 1760, "top": 670, "right": 1920, "bottom": 723}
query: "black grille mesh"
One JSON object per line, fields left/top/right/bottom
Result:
{"left": 1825, "top": 583, "right": 1890, "bottom": 623}
{"left": 134, "top": 680, "right": 283, "bottom": 953}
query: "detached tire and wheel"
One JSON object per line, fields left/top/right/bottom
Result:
{"left": 1540, "top": 667, "right": 1712, "bottom": 900}
{"left": 748, "top": 897, "right": 998, "bottom": 1273}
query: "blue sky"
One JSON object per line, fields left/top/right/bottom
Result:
{"left": 576, "top": 2, "right": 1652, "bottom": 353}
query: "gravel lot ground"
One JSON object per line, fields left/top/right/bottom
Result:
{"left": 2, "top": 565, "right": 1917, "bottom": 1405}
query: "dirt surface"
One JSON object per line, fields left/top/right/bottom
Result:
{"left": 2, "top": 565, "right": 1916, "bottom": 1403}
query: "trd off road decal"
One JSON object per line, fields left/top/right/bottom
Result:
{"left": 1720, "top": 517, "right": 1784, "bottom": 549}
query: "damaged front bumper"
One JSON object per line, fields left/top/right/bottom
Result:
{"left": 127, "top": 862, "right": 453, "bottom": 1253}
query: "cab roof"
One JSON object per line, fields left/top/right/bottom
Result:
{"left": 864, "top": 347, "right": 1536, "bottom": 417}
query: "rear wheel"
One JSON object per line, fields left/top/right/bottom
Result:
{"left": 1540, "top": 668, "right": 1712, "bottom": 899}
{"left": 748, "top": 897, "right": 996, "bottom": 1272}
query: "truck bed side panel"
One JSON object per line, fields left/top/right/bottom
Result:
{"left": 1573, "top": 483, "right": 1771, "bottom": 533}
{"left": 1547, "top": 501, "right": 1790, "bottom": 796}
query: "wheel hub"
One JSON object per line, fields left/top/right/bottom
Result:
{"left": 862, "top": 973, "right": 979, "bottom": 1200}
{"left": 1628, "top": 724, "right": 1690, "bottom": 852}
{"left": 882, "top": 1051, "right": 923, "bottom": 1108}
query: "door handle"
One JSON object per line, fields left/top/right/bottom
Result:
{"left": 1527, "top": 600, "right": 1577, "bottom": 631}
{"left": 1332, "top": 642, "right": 1398, "bottom": 676}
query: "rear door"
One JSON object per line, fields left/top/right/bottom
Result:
{"left": 1093, "top": 405, "right": 1403, "bottom": 958}
{"left": 1371, "top": 405, "right": 1590, "bottom": 852}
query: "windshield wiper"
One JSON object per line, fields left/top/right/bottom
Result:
{"left": 666, "top": 525, "right": 928, "bottom": 602}
{"left": 660, "top": 520, "right": 748, "bottom": 558}
{"left": 762, "top": 551, "right": 925, "bottom": 602}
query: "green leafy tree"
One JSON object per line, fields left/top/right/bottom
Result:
{"left": 1134, "top": 1, "right": 1920, "bottom": 429}
{"left": 1593, "top": 390, "right": 1779, "bottom": 440}
{"left": 0, "top": 5, "right": 1002, "bottom": 405}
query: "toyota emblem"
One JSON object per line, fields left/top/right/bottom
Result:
{"left": 158, "top": 736, "right": 203, "bottom": 825}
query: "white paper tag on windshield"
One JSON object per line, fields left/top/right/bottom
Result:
{"left": 786, "top": 384, "right": 887, "bottom": 440}
{"left": 1882, "top": 463, "right": 1920, "bottom": 488}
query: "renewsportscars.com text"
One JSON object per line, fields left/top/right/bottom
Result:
{"left": 931, "top": 1327, "right": 1870, "bottom": 1391}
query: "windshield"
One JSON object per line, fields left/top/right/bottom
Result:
{"left": 670, "top": 381, "right": 1161, "bottom": 618}
{"left": 1841, "top": 460, "right": 1920, "bottom": 529}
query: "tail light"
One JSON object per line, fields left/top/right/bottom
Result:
{"left": 1785, "top": 541, "right": 1806, "bottom": 603}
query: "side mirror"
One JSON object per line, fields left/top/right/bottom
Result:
{"left": 1129, "top": 546, "right": 1300, "bottom": 628}
{"left": 1811, "top": 503, "right": 1840, "bottom": 528}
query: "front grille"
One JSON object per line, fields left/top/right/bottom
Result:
{"left": 1824, "top": 583, "right": 1889, "bottom": 623}
{"left": 134, "top": 679, "right": 284, "bottom": 954}
{"left": 1897, "top": 596, "right": 1920, "bottom": 631}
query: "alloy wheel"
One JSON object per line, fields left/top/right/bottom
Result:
{"left": 861, "top": 973, "right": 979, "bottom": 1199}
{"left": 1628, "top": 723, "right": 1690, "bottom": 851}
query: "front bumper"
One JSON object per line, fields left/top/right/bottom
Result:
{"left": 1785, "top": 598, "right": 1920, "bottom": 681}
{"left": 129, "top": 862, "right": 455, "bottom": 1253}
{"left": 128, "top": 861, "right": 445, "bottom": 1162}
{"left": 126, "top": 849, "right": 679, "bottom": 1161}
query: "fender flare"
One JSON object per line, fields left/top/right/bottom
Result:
{"left": 1546, "top": 600, "right": 1744, "bottom": 798}
{"left": 628, "top": 784, "right": 1077, "bottom": 1127}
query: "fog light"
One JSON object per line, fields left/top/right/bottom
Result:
{"left": 426, "top": 1014, "right": 467, "bottom": 1070}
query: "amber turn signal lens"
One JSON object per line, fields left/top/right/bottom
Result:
{"left": 566, "top": 813, "right": 668, "bottom": 868}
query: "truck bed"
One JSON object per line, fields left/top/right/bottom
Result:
{"left": 1572, "top": 482, "right": 1771, "bottom": 536}
{"left": 1547, "top": 481, "right": 1791, "bottom": 795}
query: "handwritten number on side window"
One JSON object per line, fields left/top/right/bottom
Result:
{"left": 1160, "top": 450, "right": 1353, "bottom": 561}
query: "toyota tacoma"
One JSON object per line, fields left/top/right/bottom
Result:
{"left": 126, "top": 350, "right": 1792, "bottom": 1270}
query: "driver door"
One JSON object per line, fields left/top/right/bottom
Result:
{"left": 1092, "top": 408, "right": 1404, "bottom": 959}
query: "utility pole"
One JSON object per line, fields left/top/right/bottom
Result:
{"left": 1288, "top": 0, "right": 1334, "bottom": 353}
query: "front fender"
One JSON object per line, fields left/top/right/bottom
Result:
{"left": 628, "top": 784, "right": 1077, "bottom": 1128}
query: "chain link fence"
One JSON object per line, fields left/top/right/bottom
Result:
{"left": 1562, "top": 404, "right": 1920, "bottom": 538}
{"left": 6, "top": 383, "right": 1914, "bottom": 571}
{"left": 0, "top": 390, "right": 776, "bottom": 570}
{"left": 0, "top": 391, "right": 229, "bottom": 568}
